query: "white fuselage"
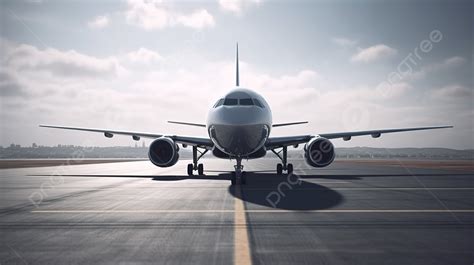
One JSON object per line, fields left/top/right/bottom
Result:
{"left": 206, "top": 88, "right": 272, "bottom": 157}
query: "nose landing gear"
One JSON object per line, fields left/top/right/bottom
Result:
{"left": 230, "top": 157, "right": 246, "bottom": 185}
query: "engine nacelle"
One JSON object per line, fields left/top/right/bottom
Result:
{"left": 148, "top": 137, "right": 179, "bottom": 167}
{"left": 304, "top": 137, "right": 335, "bottom": 167}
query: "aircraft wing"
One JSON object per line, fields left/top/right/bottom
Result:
{"left": 265, "top": 125, "right": 452, "bottom": 149}
{"left": 265, "top": 135, "right": 314, "bottom": 149}
{"left": 39, "top": 125, "right": 214, "bottom": 149}
{"left": 318, "top": 125, "right": 453, "bottom": 140}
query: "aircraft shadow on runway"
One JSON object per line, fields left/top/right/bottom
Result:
{"left": 228, "top": 173, "right": 345, "bottom": 210}
{"left": 153, "top": 173, "right": 346, "bottom": 210}
{"left": 28, "top": 171, "right": 471, "bottom": 211}
{"left": 151, "top": 171, "right": 471, "bottom": 210}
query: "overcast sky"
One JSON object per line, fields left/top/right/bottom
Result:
{"left": 0, "top": 0, "right": 472, "bottom": 149}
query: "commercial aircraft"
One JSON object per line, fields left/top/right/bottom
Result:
{"left": 40, "top": 45, "right": 452, "bottom": 185}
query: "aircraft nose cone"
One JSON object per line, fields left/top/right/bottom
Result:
{"left": 210, "top": 124, "right": 269, "bottom": 156}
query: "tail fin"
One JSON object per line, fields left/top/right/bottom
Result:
{"left": 235, "top": 43, "right": 240, "bottom": 87}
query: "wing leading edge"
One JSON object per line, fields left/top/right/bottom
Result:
{"left": 265, "top": 125, "right": 452, "bottom": 149}
{"left": 39, "top": 125, "right": 214, "bottom": 149}
{"left": 41, "top": 124, "right": 452, "bottom": 151}
{"left": 318, "top": 125, "right": 453, "bottom": 140}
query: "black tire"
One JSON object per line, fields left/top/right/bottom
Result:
{"left": 187, "top": 164, "right": 193, "bottom": 176}
{"left": 287, "top": 163, "right": 293, "bottom": 174}
{"left": 276, "top": 163, "right": 283, "bottom": 175}
{"left": 230, "top": 172, "right": 236, "bottom": 185}
{"left": 241, "top": 171, "right": 247, "bottom": 185}
{"left": 198, "top": 163, "right": 204, "bottom": 175}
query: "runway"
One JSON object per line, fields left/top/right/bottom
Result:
{"left": 1, "top": 158, "right": 473, "bottom": 265}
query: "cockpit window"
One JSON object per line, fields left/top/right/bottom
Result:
{"left": 224, "top": 98, "right": 238, "bottom": 106}
{"left": 253, "top": 98, "right": 264, "bottom": 108}
{"left": 240, "top": 98, "right": 253, "bottom": 106}
{"left": 213, "top": 98, "right": 224, "bottom": 108}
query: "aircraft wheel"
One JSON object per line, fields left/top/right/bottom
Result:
{"left": 276, "top": 163, "right": 283, "bottom": 175}
{"left": 287, "top": 163, "right": 294, "bottom": 174}
{"left": 198, "top": 163, "right": 204, "bottom": 175}
{"left": 187, "top": 164, "right": 193, "bottom": 176}
{"left": 230, "top": 172, "right": 236, "bottom": 185}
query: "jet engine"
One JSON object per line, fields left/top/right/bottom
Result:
{"left": 148, "top": 137, "right": 179, "bottom": 167}
{"left": 304, "top": 137, "right": 335, "bottom": 167}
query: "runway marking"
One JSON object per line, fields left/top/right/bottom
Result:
{"left": 234, "top": 186, "right": 252, "bottom": 265}
{"left": 31, "top": 209, "right": 474, "bottom": 213}
{"left": 18, "top": 187, "right": 474, "bottom": 191}
{"left": 242, "top": 187, "right": 474, "bottom": 191}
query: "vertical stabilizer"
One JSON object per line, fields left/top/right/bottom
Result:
{"left": 236, "top": 43, "right": 240, "bottom": 87}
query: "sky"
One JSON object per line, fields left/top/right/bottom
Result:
{"left": 0, "top": 0, "right": 472, "bottom": 149}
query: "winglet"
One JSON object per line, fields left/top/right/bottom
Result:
{"left": 236, "top": 42, "right": 240, "bottom": 87}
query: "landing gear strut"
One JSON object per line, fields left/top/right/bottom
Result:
{"left": 271, "top": 146, "right": 293, "bottom": 175}
{"left": 187, "top": 146, "right": 208, "bottom": 176}
{"left": 230, "top": 157, "right": 246, "bottom": 185}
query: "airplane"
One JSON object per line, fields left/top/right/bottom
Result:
{"left": 40, "top": 44, "right": 452, "bottom": 185}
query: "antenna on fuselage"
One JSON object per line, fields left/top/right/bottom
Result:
{"left": 236, "top": 42, "right": 240, "bottom": 87}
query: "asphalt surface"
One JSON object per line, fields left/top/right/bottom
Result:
{"left": 0, "top": 158, "right": 473, "bottom": 265}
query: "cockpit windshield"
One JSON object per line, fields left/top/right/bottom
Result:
{"left": 213, "top": 97, "right": 265, "bottom": 108}
{"left": 213, "top": 98, "right": 224, "bottom": 108}
{"left": 239, "top": 98, "right": 253, "bottom": 105}
{"left": 224, "top": 98, "right": 238, "bottom": 106}
{"left": 253, "top": 99, "right": 264, "bottom": 108}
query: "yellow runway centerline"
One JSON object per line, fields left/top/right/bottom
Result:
{"left": 234, "top": 185, "right": 252, "bottom": 265}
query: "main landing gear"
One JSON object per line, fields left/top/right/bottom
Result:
{"left": 230, "top": 157, "right": 247, "bottom": 185}
{"left": 228, "top": 146, "right": 294, "bottom": 185}
{"left": 271, "top": 146, "right": 294, "bottom": 175}
{"left": 187, "top": 146, "right": 208, "bottom": 176}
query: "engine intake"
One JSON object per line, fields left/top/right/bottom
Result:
{"left": 148, "top": 137, "right": 179, "bottom": 167}
{"left": 304, "top": 137, "right": 335, "bottom": 167}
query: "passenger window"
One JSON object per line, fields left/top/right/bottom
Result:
{"left": 214, "top": 98, "right": 224, "bottom": 108}
{"left": 240, "top": 98, "right": 253, "bottom": 106}
{"left": 253, "top": 98, "right": 264, "bottom": 108}
{"left": 224, "top": 98, "right": 238, "bottom": 106}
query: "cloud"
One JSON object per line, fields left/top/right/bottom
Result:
{"left": 433, "top": 85, "right": 472, "bottom": 99}
{"left": 126, "top": 48, "right": 162, "bottom": 64}
{"left": 443, "top": 56, "right": 466, "bottom": 67}
{"left": 331, "top": 37, "right": 357, "bottom": 48}
{"left": 125, "top": 0, "right": 215, "bottom": 30}
{"left": 0, "top": 40, "right": 467, "bottom": 149}
{"left": 218, "top": 0, "right": 261, "bottom": 14}
{"left": 176, "top": 9, "right": 215, "bottom": 29}
{"left": 375, "top": 81, "right": 411, "bottom": 99}
{"left": 247, "top": 69, "right": 322, "bottom": 94}
{"left": 4, "top": 43, "right": 126, "bottom": 78}
{"left": 87, "top": 15, "right": 109, "bottom": 29}
{"left": 0, "top": 70, "right": 25, "bottom": 97}
{"left": 351, "top": 44, "right": 397, "bottom": 63}
{"left": 407, "top": 56, "right": 466, "bottom": 80}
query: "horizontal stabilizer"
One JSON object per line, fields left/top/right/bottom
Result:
{"left": 167, "top": 121, "right": 206, "bottom": 128}
{"left": 272, "top": 121, "right": 308, "bottom": 127}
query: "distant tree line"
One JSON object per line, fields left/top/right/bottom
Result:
{"left": 0, "top": 144, "right": 472, "bottom": 160}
